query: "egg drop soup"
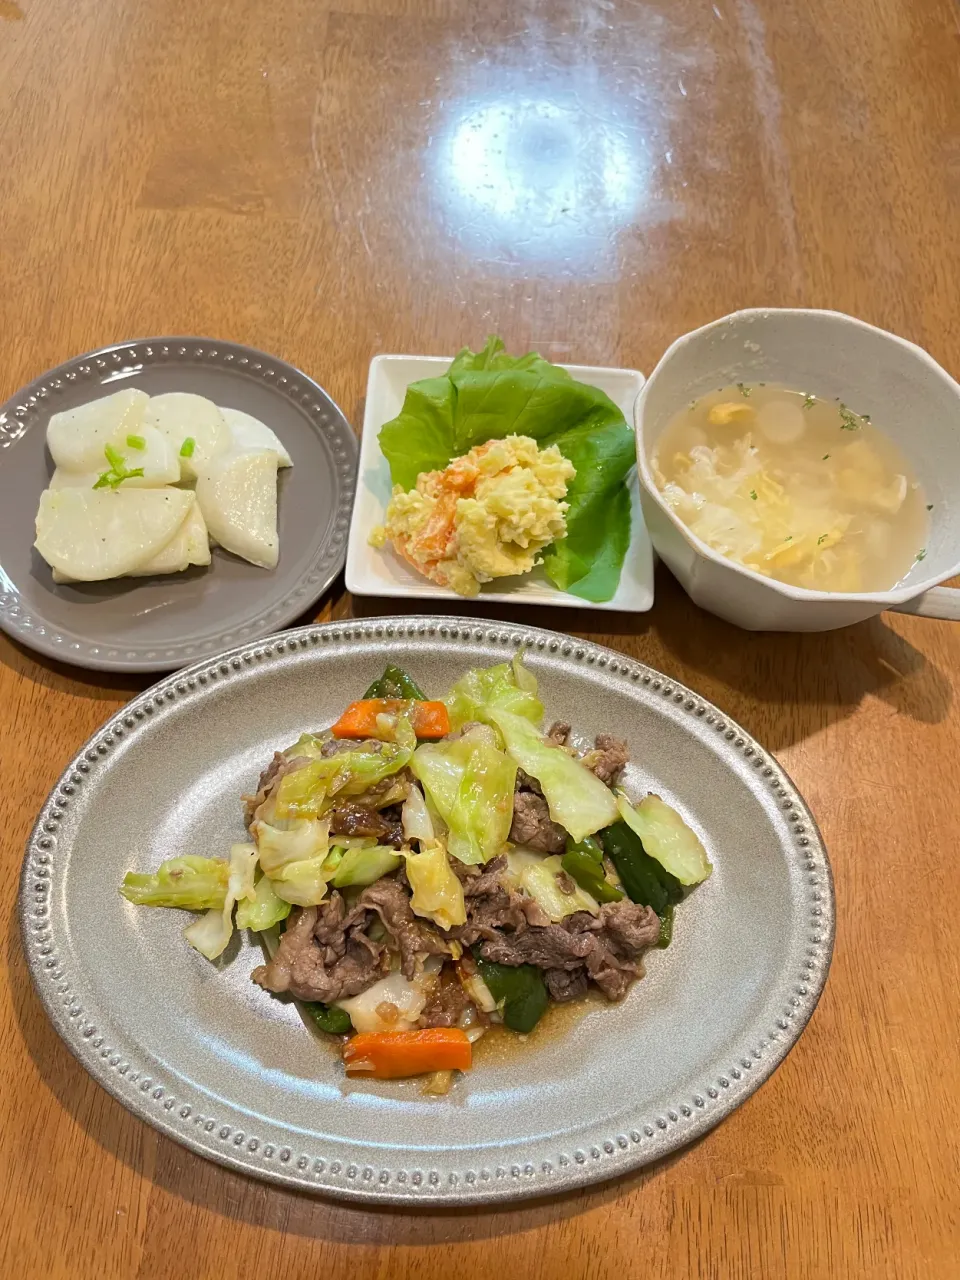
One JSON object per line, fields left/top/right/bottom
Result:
{"left": 651, "top": 384, "right": 929, "bottom": 593}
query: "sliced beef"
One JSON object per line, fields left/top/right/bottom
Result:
{"left": 251, "top": 899, "right": 385, "bottom": 1003}
{"left": 449, "top": 856, "right": 551, "bottom": 946}
{"left": 252, "top": 872, "right": 454, "bottom": 1002}
{"left": 328, "top": 800, "right": 403, "bottom": 846}
{"left": 418, "top": 974, "right": 471, "bottom": 1028}
{"left": 480, "top": 921, "right": 594, "bottom": 970}
{"left": 544, "top": 967, "right": 589, "bottom": 1002}
{"left": 599, "top": 898, "right": 662, "bottom": 953}
{"left": 455, "top": 891, "right": 549, "bottom": 946}
{"left": 583, "top": 733, "right": 630, "bottom": 786}
{"left": 556, "top": 869, "right": 577, "bottom": 896}
{"left": 454, "top": 855, "right": 507, "bottom": 895}
{"left": 547, "top": 721, "right": 571, "bottom": 747}
{"left": 515, "top": 768, "right": 542, "bottom": 796}
{"left": 476, "top": 899, "right": 660, "bottom": 1002}
{"left": 517, "top": 896, "right": 551, "bottom": 927}
{"left": 509, "top": 790, "right": 567, "bottom": 854}
{"left": 358, "top": 877, "right": 449, "bottom": 977}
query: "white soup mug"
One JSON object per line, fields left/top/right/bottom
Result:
{"left": 634, "top": 308, "right": 960, "bottom": 631}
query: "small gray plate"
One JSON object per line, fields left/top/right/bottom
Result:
{"left": 20, "top": 617, "right": 835, "bottom": 1206}
{"left": 0, "top": 338, "right": 357, "bottom": 672}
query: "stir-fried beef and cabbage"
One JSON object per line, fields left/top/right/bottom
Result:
{"left": 121, "top": 658, "right": 712, "bottom": 1090}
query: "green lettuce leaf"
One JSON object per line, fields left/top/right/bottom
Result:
{"left": 377, "top": 336, "right": 634, "bottom": 601}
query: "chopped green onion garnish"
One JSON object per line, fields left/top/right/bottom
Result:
{"left": 104, "top": 443, "right": 125, "bottom": 470}
{"left": 180, "top": 437, "right": 196, "bottom": 458}
{"left": 916, "top": 548, "right": 927, "bottom": 562}
{"left": 126, "top": 434, "right": 145, "bottom": 450}
{"left": 93, "top": 466, "right": 144, "bottom": 490}
{"left": 749, "top": 490, "right": 757, "bottom": 500}
{"left": 838, "top": 403, "right": 861, "bottom": 431}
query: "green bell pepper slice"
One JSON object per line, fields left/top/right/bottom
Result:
{"left": 562, "top": 841, "right": 624, "bottom": 903}
{"left": 599, "top": 821, "right": 684, "bottom": 917}
{"left": 302, "top": 1001, "right": 352, "bottom": 1035}
{"left": 363, "top": 663, "right": 428, "bottom": 700}
{"left": 474, "top": 949, "right": 549, "bottom": 1033}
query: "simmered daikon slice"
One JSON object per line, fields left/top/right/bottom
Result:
{"left": 51, "top": 501, "right": 211, "bottom": 582}
{"left": 220, "top": 407, "right": 292, "bottom": 467}
{"left": 130, "top": 501, "right": 211, "bottom": 576}
{"left": 105, "top": 423, "right": 181, "bottom": 487}
{"left": 46, "top": 389, "right": 149, "bottom": 472}
{"left": 195, "top": 450, "right": 279, "bottom": 569}
{"left": 35, "top": 487, "right": 194, "bottom": 581}
{"left": 142, "top": 393, "right": 230, "bottom": 480}
{"left": 757, "top": 399, "right": 806, "bottom": 445}
{"left": 48, "top": 468, "right": 101, "bottom": 490}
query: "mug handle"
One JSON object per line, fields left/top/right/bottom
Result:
{"left": 890, "top": 587, "right": 960, "bottom": 621}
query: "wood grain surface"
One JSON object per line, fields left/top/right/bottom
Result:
{"left": 2, "top": 1, "right": 959, "bottom": 1276}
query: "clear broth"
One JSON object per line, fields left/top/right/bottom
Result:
{"left": 652, "top": 383, "right": 929, "bottom": 593}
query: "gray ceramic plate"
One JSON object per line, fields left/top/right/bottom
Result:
{"left": 21, "top": 617, "right": 834, "bottom": 1205}
{"left": 0, "top": 338, "right": 357, "bottom": 672}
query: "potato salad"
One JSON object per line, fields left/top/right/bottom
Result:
{"left": 371, "top": 435, "right": 575, "bottom": 596}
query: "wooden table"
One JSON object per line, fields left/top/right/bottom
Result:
{"left": 2, "top": 1, "right": 959, "bottom": 1275}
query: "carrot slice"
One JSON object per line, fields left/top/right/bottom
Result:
{"left": 342, "top": 1028, "right": 472, "bottom": 1079}
{"left": 331, "top": 699, "right": 450, "bottom": 740}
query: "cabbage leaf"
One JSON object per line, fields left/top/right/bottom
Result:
{"left": 270, "top": 855, "right": 337, "bottom": 906}
{"left": 336, "top": 971, "right": 428, "bottom": 1033}
{"left": 236, "top": 873, "right": 291, "bottom": 931}
{"left": 402, "top": 840, "right": 467, "bottom": 930}
{"left": 120, "top": 855, "right": 228, "bottom": 910}
{"left": 254, "top": 817, "right": 330, "bottom": 875}
{"left": 273, "top": 743, "right": 412, "bottom": 819}
{"left": 411, "top": 726, "right": 517, "bottom": 864}
{"left": 377, "top": 336, "right": 635, "bottom": 602}
{"left": 615, "top": 792, "right": 712, "bottom": 886}
{"left": 444, "top": 659, "right": 543, "bottom": 729}
{"left": 329, "top": 845, "right": 402, "bottom": 888}
{"left": 505, "top": 849, "right": 599, "bottom": 921}
{"left": 486, "top": 707, "right": 617, "bottom": 841}
{"left": 183, "top": 843, "right": 258, "bottom": 960}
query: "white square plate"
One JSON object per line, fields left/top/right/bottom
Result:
{"left": 346, "top": 355, "right": 653, "bottom": 611}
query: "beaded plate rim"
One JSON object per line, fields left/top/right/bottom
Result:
{"left": 0, "top": 337, "right": 358, "bottom": 672}
{"left": 20, "top": 616, "right": 835, "bottom": 1205}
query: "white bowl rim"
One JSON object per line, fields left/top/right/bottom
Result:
{"left": 634, "top": 307, "right": 960, "bottom": 605}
